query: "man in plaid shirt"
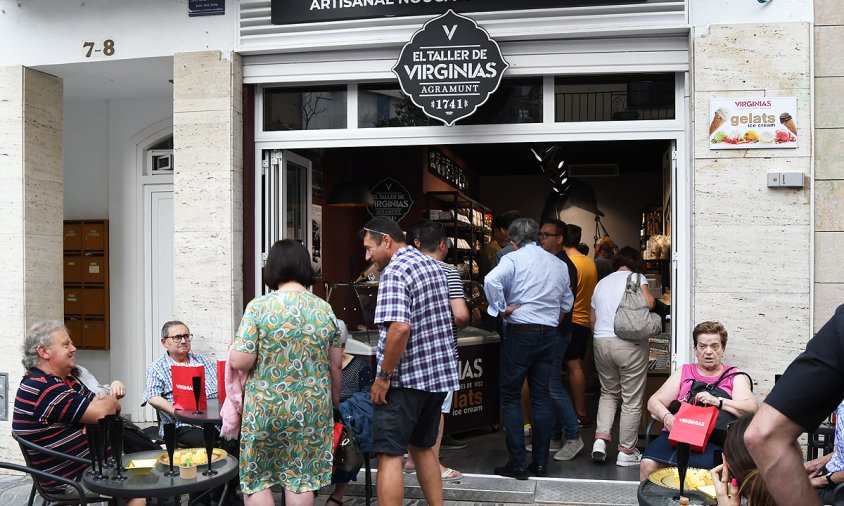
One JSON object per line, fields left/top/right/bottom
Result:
{"left": 360, "top": 216, "right": 459, "bottom": 506}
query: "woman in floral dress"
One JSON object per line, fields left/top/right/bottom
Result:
{"left": 230, "top": 239, "right": 343, "bottom": 506}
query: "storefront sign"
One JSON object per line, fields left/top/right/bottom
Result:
{"left": 189, "top": 0, "right": 225, "bottom": 16}
{"left": 367, "top": 177, "right": 414, "bottom": 222}
{"left": 709, "top": 97, "right": 798, "bottom": 150}
{"left": 271, "top": 0, "right": 639, "bottom": 25}
{"left": 429, "top": 149, "right": 468, "bottom": 192}
{"left": 444, "top": 344, "right": 500, "bottom": 434}
{"left": 393, "top": 10, "right": 508, "bottom": 126}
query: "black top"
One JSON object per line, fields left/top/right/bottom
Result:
{"left": 555, "top": 250, "right": 578, "bottom": 332}
{"left": 764, "top": 304, "right": 844, "bottom": 432}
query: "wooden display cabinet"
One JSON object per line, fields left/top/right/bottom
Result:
{"left": 425, "top": 191, "right": 492, "bottom": 282}
{"left": 63, "top": 220, "right": 110, "bottom": 350}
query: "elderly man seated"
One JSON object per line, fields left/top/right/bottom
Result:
{"left": 141, "top": 320, "right": 218, "bottom": 447}
{"left": 12, "top": 320, "right": 144, "bottom": 506}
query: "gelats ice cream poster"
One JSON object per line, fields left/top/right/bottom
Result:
{"left": 708, "top": 97, "right": 797, "bottom": 150}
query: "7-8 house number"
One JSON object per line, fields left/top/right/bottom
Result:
{"left": 83, "top": 39, "right": 115, "bottom": 57}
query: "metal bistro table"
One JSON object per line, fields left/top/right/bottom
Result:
{"left": 82, "top": 449, "right": 237, "bottom": 505}
{"left": 637, "top": 479, "right": 716, "bottom": 506}
{"left": 174, "top": 398, "right": 221, "bottom": 425}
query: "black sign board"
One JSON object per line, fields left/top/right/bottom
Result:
{"left": 393, "top": 10, "right": 508, "bottom": 126}
{"left": 272, "top": 0, "right": 641, "bottom": 25}
{"left": 189, "top": 0, "right": 225, "bottom": 17}
{"left": 367, "top": 177, "right": 414, "bottom": 222}
{"left": 429, "top": 149, "right": 468, "bottom": 192}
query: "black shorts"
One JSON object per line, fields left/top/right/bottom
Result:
{"left": 372, "top": 388, "right": 446, "bottom": 456}
{"left": 564, "top": 323, "right": 591, "bottom": 361}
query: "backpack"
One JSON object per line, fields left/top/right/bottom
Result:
{"left": 613, "top": 273, "right": 662, "bottom": 341}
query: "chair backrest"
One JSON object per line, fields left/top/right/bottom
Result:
{"left": 12, "top": 431, "right": 92, "bottom": 505}
{"left": 0, "top": 460, "right": 87, "bottom": 506}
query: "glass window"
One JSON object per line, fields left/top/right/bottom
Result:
{"left": 458, "top": 78, "right": 542, "bottom": 125}
{"left": 358, "top": 84, "right": 438, "bottom": 128}
{"left": 358, "top": 78, "right": 542, "bottom": 127}
{"left": 263, "top": 86, "right": 347, "bottom": 130}
{"left": 554, "top": 74, "right": 675, "bottom": 122}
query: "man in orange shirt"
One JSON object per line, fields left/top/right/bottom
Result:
{"left": 563, "top": 224, "right": 598, "bottom": 427}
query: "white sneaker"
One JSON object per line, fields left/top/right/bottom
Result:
{"left": 616, "top": 448, "right": 642, "bottom": 467}
{"left": 591, "top": 439, "right": 607, "bottom": 462}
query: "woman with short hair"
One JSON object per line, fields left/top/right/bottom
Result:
{"left": 230, "top": 239, "right": 343, "bottom": 506}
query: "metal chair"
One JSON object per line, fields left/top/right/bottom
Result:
{"left": 0, "top": 461, "right": 90, "bottom": 506}
{"left": 12, "top": 431, "right": 115, "bottom": 506}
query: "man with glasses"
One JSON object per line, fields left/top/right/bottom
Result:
{"left": 141, "top": 320, "right": 218, "bottom": 447}
{"left": 484, "top": 218, "right": 573, "bottom": 479}
{"left": 360, "top": 216, "right": 459, "bottom": 506}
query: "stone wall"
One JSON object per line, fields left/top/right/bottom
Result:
{"left": 691, "top": 23, "right": 812, "bottom": 396}
{"left": 172, "top": 51, "right": 244, "bottom": 361}
{"left": 0, "top": 66, "right": 64, "bottom": 465}
{"left": 814, "top": 1, "right": 844, "bottom": 332}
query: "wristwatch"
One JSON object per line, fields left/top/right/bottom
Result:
{"left": 377, "top": 370, "right": 392, "bottom": 381}
{"left": 827, "top": 473, "right": 836, "bottom": 487}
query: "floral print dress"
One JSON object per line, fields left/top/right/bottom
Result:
{"left": 232, "top": 289, "right": 341, "bottom": 494}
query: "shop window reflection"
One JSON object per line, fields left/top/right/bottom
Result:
{"left": 554, "top": 73, "right": 675, "bottom": 122}
{"left": 263, "top": 86, "right": 347, "bottom": 131}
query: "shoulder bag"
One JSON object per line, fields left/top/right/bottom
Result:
{"left": 613, "top": 272, "right": 662, "bottom": 341}
{"left": 685, "top": 366, "right": 754, "bottom": 446}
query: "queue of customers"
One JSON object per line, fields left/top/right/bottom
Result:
{"left": 12, "top": 210, "right": 844, "bottom": 506}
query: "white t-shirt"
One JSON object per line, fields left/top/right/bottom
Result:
{"left": 591, "top": 270, "right": 649, "bottom": 339}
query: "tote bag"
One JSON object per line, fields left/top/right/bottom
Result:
{"left": 613, "top": 272, "right": 662, "bottom": 341}
{"left": 171, "top": 364, "right": 206, "bottom": 411}
{"left": 668, "top": 401, "right": 719, "bottom": 453}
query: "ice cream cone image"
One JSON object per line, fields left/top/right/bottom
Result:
{"left": 780, "top": 112, "right": 797, "bottom": 135}
{"left": 709, "top": 107, "right": 729, "bottom": 135}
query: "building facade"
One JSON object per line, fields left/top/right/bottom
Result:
{"left": 0, "top": 0, "right": 829, "bottom": 464}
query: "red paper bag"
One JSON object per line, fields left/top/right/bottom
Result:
{"left": 171, "top": 364, "right": 206, "bottom": 411}
{"left": 217, "top": 359, "right": 227, "bottom": 407}
{"left": 668, "top": 402, "right": 719, "bottom": 452}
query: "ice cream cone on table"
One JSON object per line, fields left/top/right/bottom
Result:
{"left": 709, "top": 107, "right": 728, "bottom": 135}
{"left": 780, "top": 112, "right": 797, "bottom": 135}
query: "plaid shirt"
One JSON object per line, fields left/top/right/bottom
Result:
{"left": 141, "top": 352, "right": 218, "bottom": 436}
{"left": 374, "top": 246, "right": 459, "bottom": 392}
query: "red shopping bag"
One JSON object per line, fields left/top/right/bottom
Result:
{"left": 217, "top": 359, "right": 227, "bottom": 407}
{"left": 668, "top": 401, "right": 719, "bottom": 452}
{"left": 171, "top": 364, "right": 206, "bottom": 411}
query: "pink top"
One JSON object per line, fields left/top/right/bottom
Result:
{"left": 677, "top": 363, "right": 736, "bottom": 403}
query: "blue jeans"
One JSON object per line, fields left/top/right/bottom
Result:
{"left": 550, "top": 330, "right": 580, "bottom": 440}
{"left": 499, "top": 324, "right": 557, "bottom": 468}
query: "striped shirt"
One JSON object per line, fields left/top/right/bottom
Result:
{"left": 437, "top": 259, "right": 463, "bottom": 355}
{"left": 141, "top": 352, "right": 218, "bottom": 437}
{"left": 374, "top": 246, "right": 459, "bottom": 392}
{"left": 12, "top": 368, "right": 93, "bottom": 492}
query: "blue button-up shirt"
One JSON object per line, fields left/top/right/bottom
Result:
{"left": 484, "top": 242, "right": 574, "bottom": 327}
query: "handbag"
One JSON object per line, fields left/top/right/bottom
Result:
{"left": 613, "top": 272, "right": 662, "bottom": 341}
{"left": 333, "top": 421, "right": 364, "bottom": 474}
{"left": 668, "top": 401, "right": 719, "bottom": 453}
{"left": 685, "top": 367, "right": 753, "bottom": 446}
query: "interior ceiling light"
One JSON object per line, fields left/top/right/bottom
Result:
{"left": 326, "top": 158, "right": 374, "bottom": 207}
{"left": 326, "top": 181, "right": 374, "bottom": 207}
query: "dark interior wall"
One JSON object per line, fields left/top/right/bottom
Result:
{"left": 320, "top": 146, "right": 427, "bottom": 284}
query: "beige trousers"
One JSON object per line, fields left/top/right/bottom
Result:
{"left": 593, "top": 337, "right": 649, "bottom": 450}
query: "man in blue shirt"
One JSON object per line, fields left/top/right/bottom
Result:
{"left": 484, "top": 218, "right": 574, "bottom": 478}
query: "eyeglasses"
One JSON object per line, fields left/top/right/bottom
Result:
{"left": 360, "top": 227, "right": 386, "bottom": 239}
{"left": 167, "top": 334, "right": 193, "bottom": 343}
{"left": 538, "top": 232, "right": 562, "bottom": 239}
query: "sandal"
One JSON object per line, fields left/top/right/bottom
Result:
{"left": 440, "top": 467, "right": 462, "bottom": 481}
{"left": 327, "top": 496, "right": 343, "bottom": 505}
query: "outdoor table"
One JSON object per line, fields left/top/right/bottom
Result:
{"left": 174, "top": 398, "right": 222, "bottom": 425}
{"left": 81, "top": 449, "right": 237, "bottom": 506}
{"left": 637, "top": 479, "right": 716, "bottom": 506}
